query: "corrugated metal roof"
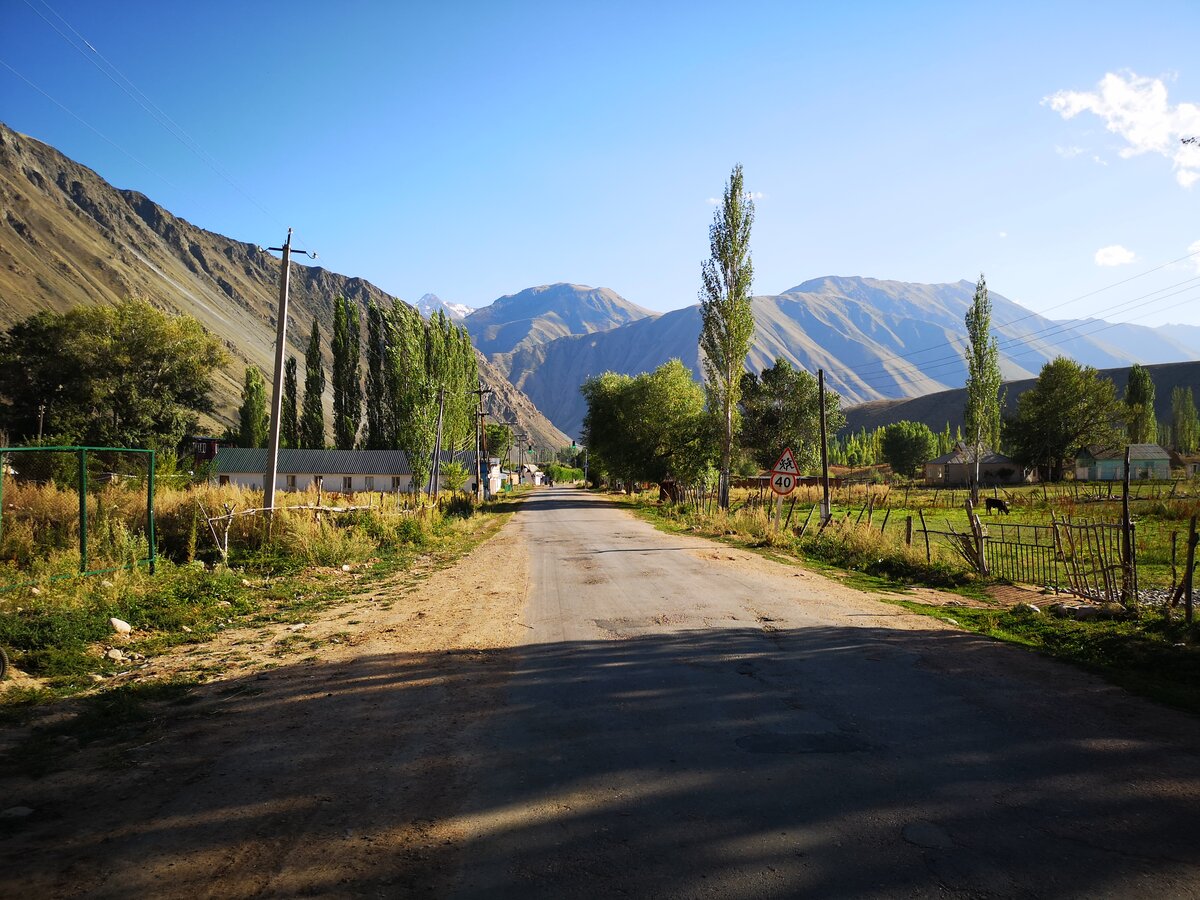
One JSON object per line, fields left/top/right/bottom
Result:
{"left": 926, "top": 445, "right": 1013, "bottom": 466}
{"left": 213, "top": 448, "right": 478, "bottom": 475}
{"left": 1079, "top": 444, "right": 1170, "bottom": 462}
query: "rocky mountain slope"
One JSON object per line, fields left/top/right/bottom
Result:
{"left": 0, "top": 122, "right": 568, "bottom": 450}
{"left": 415, "top": 293, "right": 472, "bottom": 321}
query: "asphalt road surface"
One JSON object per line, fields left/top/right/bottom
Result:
{"left": 450, "top": 487, "right": 1200, "bottom": 899}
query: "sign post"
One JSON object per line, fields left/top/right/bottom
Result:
{"left": 770, "top": 447, "right": 799, "bottom": 531}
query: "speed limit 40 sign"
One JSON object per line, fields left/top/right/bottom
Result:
{"left": 770, "top": 447, "right": 799, "bottom": 496}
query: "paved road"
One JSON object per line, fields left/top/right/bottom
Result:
{"left": 451, "top": 487, "right": 1200, "bottom": 898}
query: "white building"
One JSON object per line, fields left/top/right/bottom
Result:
{"left": 211, "top": 448, "right": 478, "bottom": 494}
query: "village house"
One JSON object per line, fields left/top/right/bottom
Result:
{"left": 1074, "top": 444, "right": 1171, "bottom": 481}
{"left": 211, "top": 448, "right": 478, "bottom": 494}
{"left": 923, "top": 444, "right": 1028, "bottom": 487}
{"left": 1169, "top": 450, "right": 1200, "bottom": 478}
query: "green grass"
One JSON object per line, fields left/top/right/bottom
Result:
{"left": 890, "top": 599, "right": 1200, "bottom": 714}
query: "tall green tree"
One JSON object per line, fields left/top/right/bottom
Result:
{"left": 363, "top": 301, "right": 389, "bottom": 449}
{"left": 1123, "top": 363, "right": 1157, "bottom": 444}
{"left": 484, "top": 423, "right": 513, "bottom": 463}
{"left": 963, "top": 273, "right": 1004, "bottom": 501}
{"left": 331, "top": 296, "right": 363, "bottom": 450}
{"left": 300, "top": 319, "right": 326, "bottom": 449}
{"left": 879, "top": 421, "right": 938, "bottom": 478}
{"left": 282, "top": 355, "right": 299, "bottom": 449}
{"left": 1171, "top": 386, "right": 1199, "bottom": 452}
{"left": 739, "top": 358, "right": 845, "bottom": 473}
{"left": 237, "top": 366, "right": 269, "bottom": 448}
{"left": 699, "top": 163, "right": 755, "bottom": 510}
{"left": 0, "top": 299, "right": 227, "bottom": 450}
{"left": 1006, "top": 357, "right": 1124, "bottom": 480}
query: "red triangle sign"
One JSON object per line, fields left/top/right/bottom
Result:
{"left": 771, "top": 447, "right": 799, "bottom": 475}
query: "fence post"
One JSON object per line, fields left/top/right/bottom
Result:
{"left": 0, "top": 448, "right": 5, "bottom": 551}
{"left": 147, "top": 449, "right": 157, "bottom": 575}
{"left": 918, "top": 508, "right": 931, "bottom": 562}
{"left": 1185, "top": 515, "right": 1197, "bottom": 626}
{"left": 78, "top": 448, "right": 89, "bottom": 573}
{"left": 905, "top": 515, "right": 913, "bottom": 547}
{"left": 1122, "top": 446, "right": 1135, "bottom": 606}
{"left": 965, "top": 498, "right": 989, "bottom": 576}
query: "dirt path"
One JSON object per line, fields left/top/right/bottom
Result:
{"left": 0, "top": 514, "right": 531, "bottom": 899}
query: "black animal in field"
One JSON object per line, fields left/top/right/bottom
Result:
{"left": 984, "top": 497, "right": 1011, "bottom": 515}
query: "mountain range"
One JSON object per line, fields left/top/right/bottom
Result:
{"left": 463, "top": 277, "right": 1200, "bottom": 439}
{"left": 414, "top": 293, "right": 473, "bottom": 321}
{"left": 0, "top": 122, "right": 568, "bottom": 451}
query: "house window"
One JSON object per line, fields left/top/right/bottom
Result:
{"left": 343, "top": 476, "right": 353, "bottom": 492}
{"left": 219, "top": 475, "right": 230, "bottom": 486}
{"left": 286, "top": 474, "right": 296, "bottom": 490}
{"left": 364, "top": 476, "right": 374, "bottom": 490}
{"left": 391, "top": 476, "right": 403, "bottom": 490}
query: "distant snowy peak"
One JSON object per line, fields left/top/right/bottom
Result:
{"left": 415, "top": 293, "right": 473, "bottom": 321}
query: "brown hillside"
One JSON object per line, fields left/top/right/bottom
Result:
{"left": 0, "top": 122, "right": 567, "bottom": 450}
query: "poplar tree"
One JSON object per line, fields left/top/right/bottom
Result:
{"left": 363, "top": 301, "right": 387, "bottom": 449}
{"left": 699, "top": 163, "right": 755, "bottom": 509}
{"left": 1171, "top": 386, "right": 1199, "bottom": 452}
{"left": 1124, "top": 364, "right": 1156, "bottom": 444}
{"left": 282, "top": 355, "right": 299, "bottom": 449}
{"left": 963, "top": 273, "right": 1003, "bottom": 502}
{"left": 331, "top": 296, "right": 362, "bottom": 450}
{"left": 300, "top": 319, "right": 326, "bottom": 449}
{"left": 237, "top": 365, "right": 269, "bottom": 448}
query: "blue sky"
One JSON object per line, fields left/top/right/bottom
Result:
{"left": 3, "top": 1, "right": 1199, "bottom": 326}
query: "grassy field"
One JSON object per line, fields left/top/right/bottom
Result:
{"left": 0, "top": 478, "right": 518, "bottom": 711}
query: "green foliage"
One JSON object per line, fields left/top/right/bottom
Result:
{"left": 581, "top": 360, "right": 715, "bottom": 489}
{"left": 546, "top": 463, "right": 584, "bottom": 482}
{"left": 237, "top": 366, "right": 269, "bottom": 448}
{"left": 331, "top": 296, "right": 363, "bottom": 450}
{"left": 300, "top": 319, "right": 326, "bottom": 449}
{"left": 1124, "top": 363, "right": 1157, "bottom": 444}
{"left": 485, "top": 423, "right": 513, "bottom": 462}
{"left": 0, "top": 299, "right": 228, "bottom": 450}
{"left": 282, "top": 355, "right": 299, "bottom": 449}
{"left": 739, "top": 357, "right": 845, "bottom": 472}
{"left": 440, "top": 460, "right": 470, "bottom": 492}
{"left": 879, "top": 420, "right": 938, "bottom": 477}
{"left": 963, "top": 274, "right": 1003, "bottom": 457}
{"left": 699, "top": 163, "right": 755, "bottom": 507}
{"left": 1006, "top": 356, "right": 1124, "bottom": 480}
{"left": 1170, "top": 386, "right": 1198, "bottom": 452}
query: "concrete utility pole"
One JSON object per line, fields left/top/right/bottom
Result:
{"left": 819, "top": 368, "right": 831, "bottom": 524}
{"left": 471, "top": 386, "right": 493, "bottom": 501}
{"left": 263, "top": 229, "right": 316, "bottom": 523}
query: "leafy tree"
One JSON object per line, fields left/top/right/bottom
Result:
{"left": 485, "top": 423, "right": 513, "bottom": 462}
{"left": 282, "top": 355, "right": 299, "bottom": 449}
{"left": 581, "top": 360, "right": 715, "bottom": 495}
{"left": 1124, "top": 363, "right": 1157, "bottom": 444}
{"left": 0, "top": 299, "right": 227, "bottom": 450}
{"left": 879, "top": 421, "right": 937, "bottom": 478}
{"left": 237, "top": 366, "right": 269, "bottom": 448}
{"left": 699, "top": 163, "right": 755, "bottom": 509}
{"left": 331, "top": 296, "right": 363, "bottom": 450}
{"left": 300, "top": 319, "right": 326, "bottom": 449}
{"left": 1005, "top": 357, "right": 1124, "bottom": 480}
{"left": 440, "top": 460, "right": 470, "bottom": 493}
{"left": 963, "top": 274, "right": 1004, "bottom": 500}
{"left": 739, "top": 358, "right": 844, "bottom": 472}
{"left": 363, "top": 301, "right": 389, "bottom": 449}
{"left": 1171, "top": 386, "right": 1199, "bottom": 452}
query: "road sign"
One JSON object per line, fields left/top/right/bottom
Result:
{"left": 770, "top": 447, "right": 799, "bottom": 495}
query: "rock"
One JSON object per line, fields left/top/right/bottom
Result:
{"left": 241, "top": 579, "right": 252, "bottom": 587}
{"left": 0, "top": 807, "right": 34, "bottom": 819}
{"left": 943, "top": 599, "right": 965, "bottom": 607}
{"left": 1071, "top": 605, "right": 1101, "bottom": 621}
{"left": 88, "top": 674, "right": 105, "bottom": 683}
{"left": 341, "top": 564, "right": 352, "bottom": 572}
{"left": 1098, "top": 602, "right": 1127, "bottom": 619}
{"left": 1048, "top": 603, "right": 1070, "bottom": 618}
{"left": 101, "top": 580, "right": 114, "bottom": 588}
{"left": 1012, "top": 602, "right": 1041, "bottom": 615}
{"left": 181, "top": 625, "right": 193, "bottom": 633}
{"left": 216, "top": 600, "right": 232, "bottom": 608}
{"left": 29, "top": 587, "right": 42, "bottom": 596}
{"left": 109, "top": 617, "right": 132, "bottom": 634}
{"left": 287, "top": 623, "right": 308, "bottom": 632}
{"left": 105, "top": 648, "right": 125, "bottom": 661}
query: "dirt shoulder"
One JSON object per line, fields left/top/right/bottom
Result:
{"left": 0, "top": 512, "right": 530, "bottom": 899}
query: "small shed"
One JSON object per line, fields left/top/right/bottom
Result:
{"left": 1169, "top": 450, "right": 1200, "bottom": 478}
{"left": 923, "top": 444, "right": 1026, "bottom": 487}
{"left": 1074, "top": 444, "right": 1171, "bottom": 481}
{"left": 212, "top": 448, "right": 476, "bottom": 493}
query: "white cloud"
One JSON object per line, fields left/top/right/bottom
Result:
{"left": 1055, "top": 145, "right": 1085, "bottom": 158}
{"left": 1094, "top": 244, "right": 1137, "bottom": 267}
{"left": 1044, "top": 71, "right": 1200, "bottom": 188}
{"left": 998, "top": 231, "right": 1008, "bottom": 238}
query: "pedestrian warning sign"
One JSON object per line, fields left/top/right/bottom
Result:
{"left": 770, "top": 447, "right": 799, "bottom": 495}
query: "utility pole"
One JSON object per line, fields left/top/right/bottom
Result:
{"left": 471, "top": 385, "right": 492, "bottom": 501}
{"left": 263, "top": 229, "right": 316, "bottom": 523}
{"left": 819, "top": 368, "right": 831, "bottom": 524}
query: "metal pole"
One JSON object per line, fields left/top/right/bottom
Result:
{"left": 147, "top": 449, "right": 157, "bottom": 575}
{"left": 427, "top": 386, "right": 446, "bottom": 497}
{"left": 264, "top": 229, "right": 293, "bottom": 524}
{"left": 0, "top": 449, "right": 5, "bottom": 550}
{"left": 78, "top": 448, "right": 88, "bottom": 573}
{"left": 818, "top": 368, "right": 831, "bottom": 524}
